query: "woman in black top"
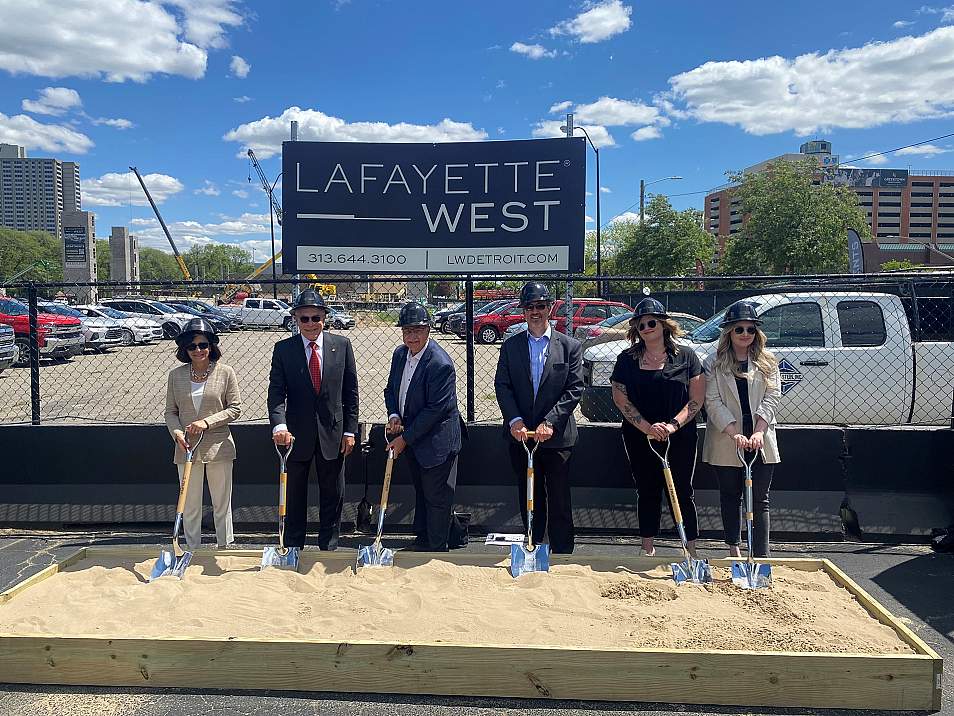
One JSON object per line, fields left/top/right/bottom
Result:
{"left": 611, "top": 298, "right": 705, "bottom": 556}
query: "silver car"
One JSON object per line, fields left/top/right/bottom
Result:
{"left": 75, "top": 305, "right": 164, "bottom": 346}
{"left": 100, "top": 298, "right": 194, "bottom": 339}
{"left": 39, "top": 302, "right": 123, "bottom": 353}
{"left": 0, "top": 324, "right": 14, "bottom": 373}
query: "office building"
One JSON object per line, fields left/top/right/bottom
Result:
{"left": 0, "top": 143, "right": 81, "bottom": 240}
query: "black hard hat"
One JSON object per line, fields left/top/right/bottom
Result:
{"left": 291, "top": 289, "right": 327, "bottom": 312}
{"left": 719, "top": 301, "right": 762, "bottom": 328}
{"left": 175, "top": 317, "right": 219, "bottom": 348}
{"left": 519, "top": 281, "right": 552, "bottom": 307}
{"left": 633, "top": 297, "right": 668, "bottom": 319}
{"left": 397, "top": 302, "right": 431, "bottom": 327}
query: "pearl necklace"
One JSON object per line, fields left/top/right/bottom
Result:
{"left": 191, "top": 363, "right": 212, "bottom": 382}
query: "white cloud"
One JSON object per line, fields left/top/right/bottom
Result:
{"left": 531, "top": 119, "right": 616, "bottom": 147}
{"left": 549, "top": 100, "right": 573, "bottom": 113}
{"left": 224, "top": 106, "right": 488, "bottom": 159}
{"left": 21, "top": 87, "right": 82, "bottom": 115}
{"left": 131, "top": 212, "right": 271, "bottom": 241}
{"left": 862, "top": 152, "right": 890, "bottom": 165}
{"left": 893, "top": 20, "right": 915, "bottom": 28}
{"left": 232, "top": 189, "right": 249, "bottom": 198}
{"left": 82, "top": 170, "right": 184, "bottom": 206}
{"left": 573, "top": 96, "right": 662, "bottom": 126}
{"left": 0, "top": 0, "right": 245, "bottom": 81}
{"left": 631, "top": 125, "right": 662, "bottom": 141}
{"left": 0, "top": 112, "right": 93, "bottom": 153}
{"left": 194, "top": 180, "right": 220, "bottom": 196}
{"left": 233, "top": 95, "right": 252, "bottom": 103}
{"left": 611, "top": 211, "right": 641, "bottom": 224}
{"left": 600, "top": 186, "right": 611, "bottom": 193}
{"left": 229, "top": 55, "right": 250, "bottom": 78}
{"left": 497, "top": 126, "right": 506, "bottom": 135}
{"left": 550, "top": 0, "right": 632, "bottom": 44}
{"left": 90, "top": 116, "right": 134, "bottom": 129}
{"left": 668, "top": 26, "right": 954, "bottom": 135}
{"left": 585, "top": 215, "right": 595, "bottom": 224}
{"left": 496, "top": 79, "right": 506, "bottom": 89}
{"left": 895, "top": 142, "right": 949, "bottom": 155}
{"left": 510, "top": 42, "right": 557, "bottom": 60}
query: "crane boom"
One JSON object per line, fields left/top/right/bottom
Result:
{"left": 129, "top": 166, "right": 192, "bottom": 281}
{"left": 247, "top": 149, "right": 282, "bottom": 225}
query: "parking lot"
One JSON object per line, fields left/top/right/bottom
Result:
{"left": 0, "top": 325, "right": 515, "bottom": 425}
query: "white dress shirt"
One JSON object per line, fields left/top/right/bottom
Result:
{"left": 273, "top": 330, "right": 353, "bottom": 437}
{"left": 509, "top": 324, "right": 552, "bottom": 428}
{"left": 389, "top": 340, "right": 431, "bottom": 420}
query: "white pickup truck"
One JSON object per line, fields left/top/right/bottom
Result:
{"left": 581, "top": 292, "right": 954, "bottom": 426}
{"left": 217, "top": 297, "right": 292, "bottom": 330}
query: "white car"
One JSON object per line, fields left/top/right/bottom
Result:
{"left": 38, "top": 302, "right": 123, "bottom": 353}
{"left": 76, "top": 305, "right": 164, "bottom": 346}
{"left": 100, "top": 298, "right": 194, "bottom": 339}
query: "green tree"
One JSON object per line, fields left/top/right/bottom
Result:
{"left": 183, "top": 243, "right": 254, "bottom": 280}
{"left": 138, "top": 247, "right": 184, "bottom": 281}
{"left": 96, "top": 239, "right": 110, "bottom": 280}
{"left": 880, "top": 259, "right": 921, "bottom": 271}
{"left": 720, "top": 159, "right": 870, "bottom": 275}
{"left": 611, "top": 195, "right": 715, "bottom": 289}
{"left": 0, "top": 228, "right": 63, "bottom": 282}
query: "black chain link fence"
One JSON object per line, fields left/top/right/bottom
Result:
{"left": 0, "top": 272, "right": 950, "bottom": 428}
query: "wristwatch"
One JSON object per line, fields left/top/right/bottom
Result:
{"left": 543, "top": 420, "right": 554, "bottom": 430}
{"left": 668, "top": 419, "right": 680, "bottom": 431}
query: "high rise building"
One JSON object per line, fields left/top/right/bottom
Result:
{"left": 109, "top": 226, "right": 140, "bottom": 288}
{"left": 704, "top": 141, "right": 954, "bottom": 268}
{"left": 63, "top": 210, "right": 97, "bottom": 303}
{"left": 0, "top": 143, "right": 81, "bottom": 240}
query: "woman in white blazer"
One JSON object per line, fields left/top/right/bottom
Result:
{"left": 702, "top": 302, "right": 781, "bottom": 558}
{"left": 164, "top": 318, "right": 243, "bottom": 550}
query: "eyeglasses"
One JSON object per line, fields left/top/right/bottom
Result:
{"left": 297, "top": 314, "right": 324, "bottom": 323}
{"left": 187, "top": 342, "right": 210, "bottom": 351}
{"left": 525, "top": 302, "right": 549, "bottom": 311}
{"left": 637, "top": 319, "right": 658, "bottom": 331}
{"left": 733, "top": 326, "right": 757, "bottom": 335}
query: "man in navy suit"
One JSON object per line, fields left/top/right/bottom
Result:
{"left": 384, "top": 303, "right": 462, "bottom": 551}
{"left": 268, "top": 289, "right": 358, "bottom": 550}
{"left": 494, "top": 282, "right": 584, "bottom": 553}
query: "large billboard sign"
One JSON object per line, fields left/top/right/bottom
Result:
{"left": 831, "top": 168, "right": 908, "bottom": 188}
{"left": 281, "top": 138, "right": 586, "bottom": 274}
{"left": 63, "top": 226, "right": 87, "bottom": 265}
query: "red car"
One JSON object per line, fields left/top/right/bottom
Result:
{"left": 0, "top": 297, "right": 85, "bottom": 366}
{"left": 472, "top": 301, "right": 523, "bottom": 344}
{"left": 550, "top": 299, "right": 633, "bottom": 334}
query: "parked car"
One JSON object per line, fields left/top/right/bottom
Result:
{"left": 573, "top": 310, "right": 705, "bottom": 349}
{"left": 100, "top": 298, "right": 193, "bottom": 338}
{"left": 550, "top": 298, "right": 633, "bottom": 335}
{"left": 75, "top": 305, "right": 164, "bottom": 346}
{"left": 0, "top": 297, "right": 84, "bottom": 366}
{"left": 165, "top": 302, "right": 232, "bottom": 333}
{"left": 471, "top": 301, "right": 523, "bottom": 344}
{"left": 580, "top": 292, "right": 954, "bottom": 425}
{"left": 502, "top": 319, "right": 559, "bottom": 342}
{"left": 167, "top": 298, "right": 242, "bottom": 331}
{"left": 38, "top": 301, "right": 123, "bottom": 353}
{"left": 448, "top": 299, "right": 515, "bottom": 338}
{"left": 0, "top": 324, "right": 15, "bottom": 374}
{"left": 326, "top": 309, "right": 355, "bottom": 330}
{"left": 217, "top": 297, "right": 292, "bottom": 330}
{"left": 433, "top": 302, "right": 464, "bottom": 333}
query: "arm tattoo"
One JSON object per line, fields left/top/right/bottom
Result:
{"left": 612, "top": 381, "right": 644, "bottom": 428}
{"left": 687, "top": 400, "right": 700, "bottom": 418}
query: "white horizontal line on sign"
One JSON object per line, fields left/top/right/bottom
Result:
{"left": 296, "top": 245, "right": 569, "bottom": 273}
{"left": 296, "top": 213, "right": 411, "bottom": 222}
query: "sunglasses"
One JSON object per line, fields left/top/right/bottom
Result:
{"left": 187, "top": 342, "right": 210, "bottom": 351}
{"left": 525, "top": 302, "right": 549, "bottom": 311}
{"left": 637, "top": 319, "right": 658, "bottom": 331}
{"left": 733, "top": 326, "right": 757, "bottom": 335}
{"left": 297, "top": 314, "right": 324, "bottom": 323}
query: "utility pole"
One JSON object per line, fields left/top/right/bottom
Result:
{"left": 639, "top": 179, "right": 645, "bottom": 225}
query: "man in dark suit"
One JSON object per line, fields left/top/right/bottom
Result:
{"left": 494, "top": 282, "right": 584, "bottom": 554}
{"left": 384, "top": 303, "right": 462, "bottom": 551}
{"left": 268, "top": 289, "right": 358, "bottom": 550}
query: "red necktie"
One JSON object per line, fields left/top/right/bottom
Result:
{"left": 308, "top": 341, "right": 321, "bottom": 394}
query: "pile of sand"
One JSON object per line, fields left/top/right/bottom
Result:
{"left": 0, "top": 555, "right": 912, "bottom": 654}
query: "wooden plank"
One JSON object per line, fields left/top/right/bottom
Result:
{"left": 0, "top": 547, "right": 87, "bottom": 605}
{"left": 0, "top": 636, "right": 937, "bottom": 710}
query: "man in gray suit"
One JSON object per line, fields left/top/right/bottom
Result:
{"left": 494, "top": 282, "right": 584, "bottom": 553}
{"left": 268, "top": 290, "right": 358, "bottom": 550}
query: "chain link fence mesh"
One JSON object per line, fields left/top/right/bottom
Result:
{"left": 0, "top": 273, "right": 950, "bottom": 428}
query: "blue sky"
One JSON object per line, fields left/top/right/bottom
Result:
{"left": 2, "top": 0, "right": 954, "bottom": 262}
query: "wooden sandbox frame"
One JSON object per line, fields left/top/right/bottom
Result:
{"left": 0, "top": 545, "right": 942, "bottom": 711}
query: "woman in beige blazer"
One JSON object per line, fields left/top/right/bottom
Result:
{"left": 702, "top": 302, "right": 781, "bottom": 558}
{"left": 164, "top": 318, "right": 242, "bottom": 550}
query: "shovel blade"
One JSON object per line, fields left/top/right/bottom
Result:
{"left": 510, "top": 543, "right": 550, "bottom": 578}
{"left": 357, "top": 543, "right": 394, "bottom": 568}
{"left": 731, "top": 561, "right": 773, "bottom": 589}
{"left": 671, "top": 558, "right": 712, "bottom": 585}
{"left": 260, "top": 546, "right": 300, "bottom": 571}
{"left": 149, "top": 549, "right": 192, "bottom": 581}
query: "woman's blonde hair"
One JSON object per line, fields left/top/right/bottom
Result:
{"left": 626, "top": 315, "right": 685, "bottom": 358}
{"left": 714, "top": 323, "right": 778, "bottom": 383}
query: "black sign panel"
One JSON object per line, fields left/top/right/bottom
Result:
{"left": 64, "top": 226, "right": 87, "bottom": 264}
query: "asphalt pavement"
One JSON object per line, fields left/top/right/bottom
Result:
{"left": 0, "top": 530, "right": 950, "bottom": 716}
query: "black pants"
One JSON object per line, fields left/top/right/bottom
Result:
{"left": 508, "top": 442, "right": 574, "bottom": 554}
{"left": 406, "top": 449, "right": 458, "bottom": 551}
{"left": 621, "top": 427, "right": 700, "bottom": 542}
{"left": 713, "top": 456, "right": 774, "bottom": 557}
{"left": 285, "top": 447, "right": 345, "bottom": 550}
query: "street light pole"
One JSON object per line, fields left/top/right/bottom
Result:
{"left": 268, "top": 172, "right": 282, "bottom": 299}
{"left": 640, "top": 175, "right": 684, "bottom": 224}
{"left": 561, "top": 116, "right": 602, "bottom": 295}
